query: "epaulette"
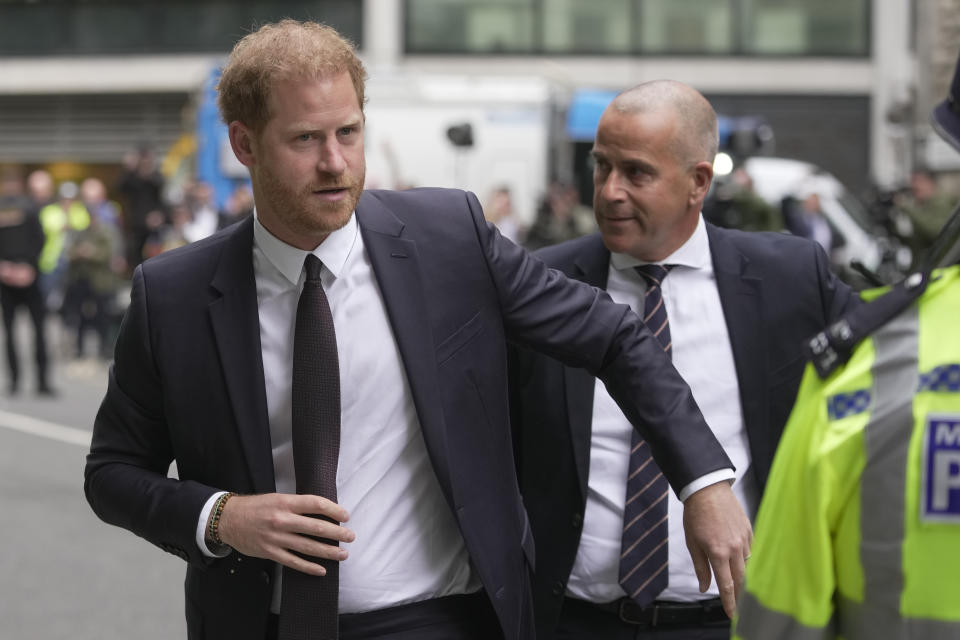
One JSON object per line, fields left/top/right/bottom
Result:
{"left": 805, "top": 271, "right": 929, "bottom": 379}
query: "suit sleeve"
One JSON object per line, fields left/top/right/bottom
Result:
{"left": 84, "top": 266, "right": 217, "bottom": 565}
{"left": 464, "top": 192, "right": 732, "bottom": 493}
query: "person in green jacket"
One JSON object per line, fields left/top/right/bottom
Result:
{"left": 900, "top": 169, "right": 955, "bottom": 265}
{"left": 63, "top": 210, "right": 116, "bottom": 359}
{"left": 733, "top": 49, "right": 960, "bottom": 640}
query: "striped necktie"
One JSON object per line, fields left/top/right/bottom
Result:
{"left": 279, "top": 254, "right": 341, "bottom": 640}
{"left": 619, "top": 263, "right": 674, "bottom": 606}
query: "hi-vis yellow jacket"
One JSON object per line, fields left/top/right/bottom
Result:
{"left": 733, "top": 265, "right": 960, "bottom": 639}
{"left": 39, "top": 200, "right": 90, "bottom": 274}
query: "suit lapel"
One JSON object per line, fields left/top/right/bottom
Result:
{"left": 565, "top": 235, "right": 611, "bottom": 498}
{"left": 706, "top": 224, "right": 766, "bottom": 446}
{"left": 208, "top": 217, "right": 276, "bottom": 493}
{"left": 354, "top": 194, "right": 457, "bottom": 506}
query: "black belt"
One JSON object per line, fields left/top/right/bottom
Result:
{"left": 267, "top": 591, "right": 496, "bottom": 640}
{"left": 564, "top": 596, "right": 729, "bottom": 628}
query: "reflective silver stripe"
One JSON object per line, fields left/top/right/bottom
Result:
{"left": 849, "top": 306, "right": 918, "bottom": 638}
{"left": 839, "top": 594, "right": 960, "bottom": 639}
{"left": 736, "top": 590, "right": 833, "bottom": 640}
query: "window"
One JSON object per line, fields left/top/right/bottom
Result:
{"left": 742, "top": 0, "right": 869, "bottom": 55}
{"left": 406, "top": 0, "right": 534, "bottom": 53}
{"left": 405, "top": 0, "right": 869, "bottom": 56}
{"left": 541, "top": 0, "right": 632, "bottom": 54}
{"left": 640, "top": 0, "right": 736, "bottom": 54}
{"left": 0, "top": 0, "right": 363, "bottom": 55}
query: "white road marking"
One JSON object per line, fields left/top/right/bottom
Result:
{"left": 0, "top": 409, "right": 90, "bottom": 447}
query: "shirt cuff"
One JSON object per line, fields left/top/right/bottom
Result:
{"left": 196, "top": 491, "right": 232, "bottom": 558}
{"left": 677, "top": 469, "right": 736, "bottom": 502}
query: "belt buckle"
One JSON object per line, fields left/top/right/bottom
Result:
{"left": 617, "top": 599, "right": 652, "bottom": 626}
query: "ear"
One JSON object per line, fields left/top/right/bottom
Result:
{"left": 228, "top": 121, "right": 257, "bottom": 168}
{"left": 689, "top": 160, "right": 714, "bottom": 207}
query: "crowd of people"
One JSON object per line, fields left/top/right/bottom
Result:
{"left": 0, "top": 156, "right": 254, "bottom": 396}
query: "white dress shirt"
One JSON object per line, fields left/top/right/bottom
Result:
{"left": 197, "top": 213, "right": 478, "bottom": 614}
{"left": 566, "top": 215, "right": 758, "bottom": 603}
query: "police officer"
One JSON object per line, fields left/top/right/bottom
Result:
{"left": 0, "top": 166, "right": 53, "bottom": 395}
{"left": 732, "top": 51, "right": 960, "bottom": 639}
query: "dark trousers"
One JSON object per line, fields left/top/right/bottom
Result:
{"left": 62, "top": 278, "right": 112, "bottom": 358}
{"left": 265, "top": 592, "right": 503, "bottom": 640}
{"left": 0, "top": 282, "right": 49, "bottom": 390}
{"left": 555, "top": 597, "right": 730, "bottom": 640}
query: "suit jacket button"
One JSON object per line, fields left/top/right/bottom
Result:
{"left": 261, "top": 571, "right": 272, "bottom": 585}
{"left": 571, "top": 513, "right": 583, "bottom": 529}
{"left": 552, "top": 581, "right": 565, "bottom": 597}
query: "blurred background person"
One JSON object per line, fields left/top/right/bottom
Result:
{"left": 117, "top": 146, "right": 165, "bottom": 271}
{"left": 80, "top": 177, "right": 127, "bottom": 274}
{"left": 80, "top": 177, "right": 130, "bottom": 353}
{"left": 784, "top": 192, "right": 836, "bottom": 256}
{"left": 26, "top": 168, "right": 55, "bottom": 210}
{"left": 483, "top": 184, "right": 525, "bottom": 243}
{"left": 899, "top": 169, "right": 955, "bottom": 264}
{"left": 525, "top": 181, "right": 596, "bottom": 250}
{"left": 705, "top": 167, "right": 782, "bottom": 232}
{"left": 138, "top": 209, "right": 171, "bottom": 261}
{"left": 183, "top": 180, "right": 219, "bottom": 243}
{"left": 0, "top": 166, "right": 54, "bottom": 396}
{"left": 81, "top": 176, "right": 128, "bottom": 297}
{"left": 38, "top": 181, "right": 90, "bottom": 311}
{"left": 145, "top": 202, "right": 191, "bottom": 257}
{"left": 80, "top": 176, "right": 121, "bottom": 229}
{"left": 62, "top": 208, "right": 117, "bottom": 361}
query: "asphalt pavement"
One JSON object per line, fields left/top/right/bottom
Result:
{"left": 0, "top": 317, "right": 186, "bottom": 639}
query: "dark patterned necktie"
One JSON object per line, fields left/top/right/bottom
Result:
{"left": 279, "top": 254, "right": 341, "bottom": 640}
{"left": 619, "top": 264, "right": 675, "bottom": 606}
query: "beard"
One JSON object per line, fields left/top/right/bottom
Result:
{"left": 255, "top": 161, "right": 365, "bottom": 239}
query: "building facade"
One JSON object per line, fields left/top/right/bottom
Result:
{"left": 0, "top": 0, "right": 943, "bottom": 204}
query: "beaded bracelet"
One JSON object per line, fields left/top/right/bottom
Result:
{"left": 207, "top": 492, "right": 235, "bottom": 547}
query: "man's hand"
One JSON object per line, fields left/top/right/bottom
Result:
{"left": 0, "top": 261, "right": 36, "bottom": 287}
{"left": 682, "top": 481, "right": 753, "bottom": 618}
{"left": 217, "top": 493, "right": 355, "bottom": 576}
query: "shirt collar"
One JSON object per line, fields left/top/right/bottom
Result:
{"left": 609, "top": 214, "right": 711, "bottom": 272}
{"left": 253, "top": 212, "right": 358, "bottom": 285}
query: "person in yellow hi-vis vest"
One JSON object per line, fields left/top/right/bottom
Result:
{"left": 733, "top": 50, "right": 960, "bottom": 640}
{"left": 38, "top": 181, "right": 90, "bottom": 305}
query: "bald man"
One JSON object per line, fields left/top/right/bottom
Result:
{"left": 509, "top": 81, "right": 859, "bottom": 639}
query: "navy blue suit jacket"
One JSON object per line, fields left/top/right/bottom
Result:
{"left": 509, "top": 225, "right": 859, "bottom": 639}
{"left": 85, "top": 189, "right": 734, "bottom": 640}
